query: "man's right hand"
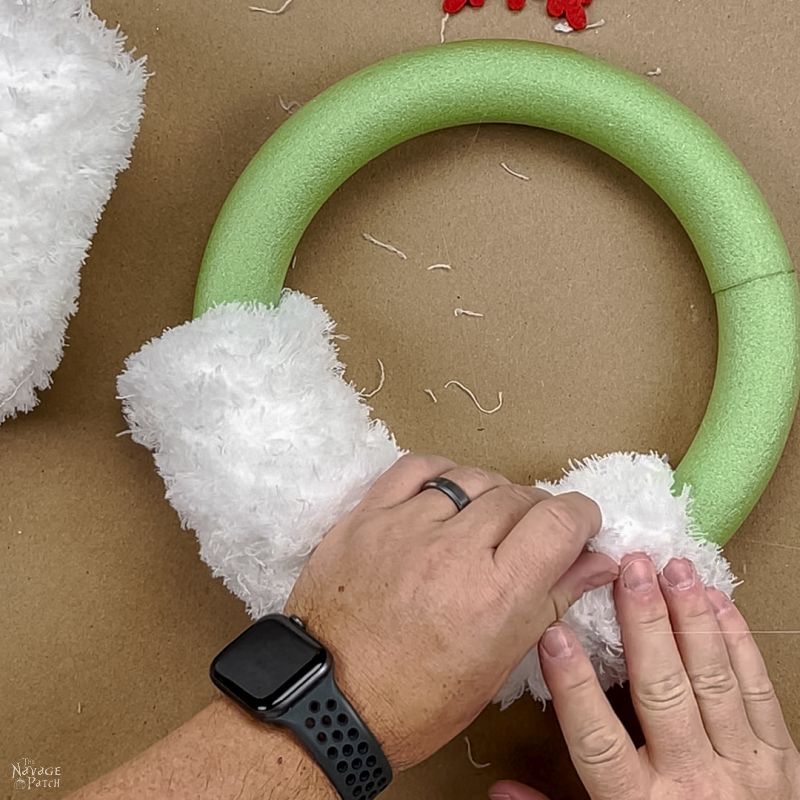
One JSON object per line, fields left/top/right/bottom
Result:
{"left": 490, "top": 554, "right": 800, "bottom": 800}
{"left": 286, "top": 454, "right": 617, "bottom": 771}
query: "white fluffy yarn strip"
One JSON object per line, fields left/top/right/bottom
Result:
{"left": 496, "top": 452, "right": 736, "bottom": 705}
{"left": 118, "top": 293, "right": 401, "bottom": 618}
{"left": 118, "top": 292, "right": 736, "bottom": 704}
{"left": 0, "top": 0, "right": 147, "bottom": 424}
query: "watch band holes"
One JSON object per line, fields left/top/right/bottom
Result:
{"left": 301, "top": 696, "right": 385, "bottom": 796}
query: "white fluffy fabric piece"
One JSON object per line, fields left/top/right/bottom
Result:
{"left": 118, "top": 293, "right": 401, "bottom": 617}
{"left": 118, "top": 292, "right": 736, "bottom": 704}
{"left": 496, "top": 452, "right": 737, "bottom": 705}
{"left": 0, "top": 0, "right": 147, "bottom": 425}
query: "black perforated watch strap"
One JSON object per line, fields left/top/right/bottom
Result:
{"left": 282, "top": 670, "right": 393, "bottom": 800}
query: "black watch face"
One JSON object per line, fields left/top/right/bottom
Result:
{"left": 211, "top": 615, "right": 328, "bottom": 716}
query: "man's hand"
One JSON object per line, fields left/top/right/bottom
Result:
{"left": 286, "top": 454, "right": 617, "bottom": 770}
{"left": 490, "top": 554, "right": 800, "bottom": 800}
{"left": 67, "top": 454, "right": 616, "bottom": 800}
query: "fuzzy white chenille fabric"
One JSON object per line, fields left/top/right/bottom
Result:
{"left": 118, "top": 293, "right": 402, "bottom": 617}
{"left": 118, "top": 292, "right": 736, "bottom": 704}
{"left": 497, "top": 452, "right": 737, "bottom": 705}
{"left": 0, "top": 0, "right": 147, "bottom": 425}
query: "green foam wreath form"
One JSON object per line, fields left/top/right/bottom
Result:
{"left": 194, "top": 40, "right": 800, "bottom": 545}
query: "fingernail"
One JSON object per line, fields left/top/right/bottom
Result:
{"left": 541, "top": 625, "right": 573, "bottom": 658}
{"left": 708, "top": 589, "right": 732, "bottom": 615}
{"left": 662, "top": 558, "right": 696, "bottom": 590}
{"left": 489, "top": 795, "right": 511, "bottom": 800}
{"left": 621, "top": 557, "right": 655, "bottom": 592}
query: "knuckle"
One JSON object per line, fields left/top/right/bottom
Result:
{"left": 561, "top": 670, "right": 598, "bottom": 695}
{"left": 634, "top": 670, "right": 692, "bottom": 713}
{"left": 634, "top": 604, "right": 672, "bottom": 628}
{"left": 401, "top": 453, "right": 454, "bottom": 475}
{"left": 508, "top": 484, "right": 540, "bottom": 504}
{"left": 493, "top": 484, "right": 537, "bottom": 510}
{"left": 494, "top": 483, "right": 521, "bottom": 500}
{"left": 680, "top": 600, "right": 715, "bottom": 621}
{"left": 688, "top": 666, "right": 739, "bottom": 699}
{"left": 742, "top": 680, "right": 778, "bottom": 706}
{"left": 457, "top": 466, "right": 495, "bottom": 486}
{"left": 574, "top": 725, "right": 629, "bottom": 768}
{"left": 540, "top": 496, "right": 584, "bottom": 538}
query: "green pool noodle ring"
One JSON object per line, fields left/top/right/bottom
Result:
{"left": 194, "top": 40, "right": 800, "bottom": 545}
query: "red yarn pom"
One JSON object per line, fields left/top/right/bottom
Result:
{"left": 443, "top": 0, "right": 484, "bottom": 12}
{"left": 444, "top": 0, "right": 527, "bottom": 11}
{"left": 443, "top": 0, "right": 596, "bottom": 19}
{"left": 546, "top": 0, "right": 592, "bottom": 29}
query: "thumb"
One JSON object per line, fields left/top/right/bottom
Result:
{"left": 489, "top": 780, "right": 552, "bottom": 800}
{"left": 548, "top": 550, "right": 619, "bottom": 620}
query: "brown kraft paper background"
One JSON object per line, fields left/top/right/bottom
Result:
{"left": 2, "top": 2, "right": 799, "bottom": 798}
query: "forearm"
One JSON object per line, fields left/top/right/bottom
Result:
{"left": 67, "top": 697, "right": 336, "bottom": 800}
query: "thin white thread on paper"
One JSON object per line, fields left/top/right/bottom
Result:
{"left": 444, "top": 380, "right": 503, "bottom": 414}
{"left": 554, "top": 17, "right": 606, "bottom": 33}
{"left": 361, "top": 359, "right": 385, "bottom": 399}
{"left": 500, "top": 162, "right": 531, "bottom": 181}
{"left": 464, "top": 736, "right": 491, "bottom": 769}
{"left": 249, "top": 0, "right": 294, "bottom": 14}
{"left": 362, "top": 233, "right": 408, "bottom": 260}
{"left": 279, "top": 95, "right": 302, "bottom": 113}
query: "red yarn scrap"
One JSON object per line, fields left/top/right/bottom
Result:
{"left": 442, "top": 0, "right": 591, "bottom": 28}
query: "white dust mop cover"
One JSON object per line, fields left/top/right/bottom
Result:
{"left": 118, "top": 291, "right": 736, "bottom": 704}
{"left": 0, "top": 0, "right": 147, "bottom": 425}
{"left": 118, "top": 294, "right": 402, "bottom": 617}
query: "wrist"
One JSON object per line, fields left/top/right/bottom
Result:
{"left": 210, "top": 697, "right": 337, "bottom": 800}
{"left": 332, "top": 659, "right": 405, "bottom": 769}
{"left": 284, "top": 603, "right": 407, "bottom": 770}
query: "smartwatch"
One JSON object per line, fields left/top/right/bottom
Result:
{"left": 210, "top": 614, "right": 393, "bottom": 800}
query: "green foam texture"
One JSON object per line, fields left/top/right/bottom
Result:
{"left": 195, "top": 40, "right": 799, "bottom": 545}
